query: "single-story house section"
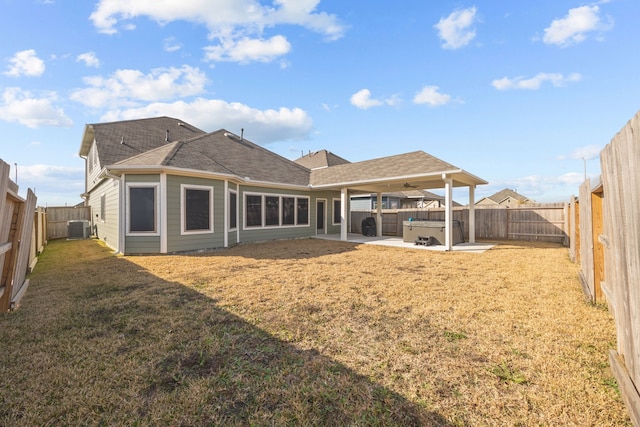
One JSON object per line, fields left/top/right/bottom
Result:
{"left": 476, "top": 188, "right": 534, "bottom": 208}
{"left": 79, "top": 116, "right": 488, "bottom": 254}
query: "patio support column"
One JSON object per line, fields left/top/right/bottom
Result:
{"left": 341, "top": 187, "right": 348, "bottom": 241}
{"left": 469, "top": 185, "right": 476, "bottom": 243}
{"left": 376, "top": 192, "right": 383, "bottom": 237}
{"left": 443, "top": 174, "right": 453, "bottom": 251}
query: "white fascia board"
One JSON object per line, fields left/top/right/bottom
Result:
{"left": 311, "top": 170, "right": 463, "bottom": 189}
{"left": 106, "top": 165, "right": 311, "bottom": 191}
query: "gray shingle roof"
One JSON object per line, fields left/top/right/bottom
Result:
{"left": 83, "top": 116, "right": 486, "bottom": 191}
{"left": 487, "top": 188, "right": 531, "bottom": 204}
{"left": 293, "top": 150, "right": 351, "bottom": 169}
{"left": 310, "top": 151, "right": 459, "bottom": 186}
{"left": 80, "top": 116, "right": 206, "bottom": 166}
{"left": 112, "top": 130, "right": 311, "bottom": 186}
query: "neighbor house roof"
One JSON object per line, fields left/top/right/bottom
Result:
{"left": 109, "top": 130, "right": 311, "bottom": 187}
{"left": 79, "top": 116, "right": 206, "bottom": 165}
{"left": 484, "top": 188, "right": 532, "bottom": 204}
{"left": 293, "top": 150, "right": 351, "bottom": 170}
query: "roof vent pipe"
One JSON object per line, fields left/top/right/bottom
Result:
{"left": 240, "top": 128, "right": 244, "bottom": 142}
{"left": 120, "top": 136, "right": 124, "bottom": 144}
{"left": 165, "top": 130, "right": 169, "bottom": 142}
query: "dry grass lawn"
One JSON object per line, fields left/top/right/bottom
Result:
{"left": 0, "top": 238, "right": 630, "bottom": 426}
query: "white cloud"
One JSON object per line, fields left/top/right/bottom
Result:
{"left": 0, "top": 87, "right": 73, "bottom": 128}
{"left": 163, "top": 37, "right": 182, "bottom": 52}
{"left": 492, "top": 72, "right": 582, "bottom": 90}
{"left": 350, "top": 89, "right": 398, "bottom": 109}
{"left": 413, "top": 86, "right": 452, "bottom": 106}
{"left": 542, "top": 5, "right": 613, "bottom": 47}
{"left": 434, "top": 7, "right": 478, "bottom": 50}
{"left": 89, "top": 0, "right": 345, "bottom": 63}
{"left": 70, "top": 65, "right": 208, "bottom": 108}
{"left": 204, "top": 35, "right": 291, "bottom": 63}
{"left": 484, "top": 172, "right": 588, "bottom": 202}
{"left": 4, "top": 49, "right": 45, "bottom": 77}
{"left": 100, "top": 98, "right": 313, "bottom": 143}
{"left": 559, "top": 144, "right": 602, "bottom": 161}
{"left": 76, "top": 52, "right": 100, "bottom": 68}
{"left": 16, "top": 164, "right": 85, "bottom": 206}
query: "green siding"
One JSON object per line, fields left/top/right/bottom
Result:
{"left": 88, "top": 178, "right": 120, "bottom": 251}
{"left": 123, "top": 174, "right": 161, "bottom": 254}
{"left": 165, "top": 175, "right": 225, "bottom": 252}
{"left": 237, "top": 186, "right": 343, "bottom": 244}
{"left": 111, "top": 173, "right": 344, "bottom": 254}
{"left": 126, "top": 174, "right": 160, "bottom": 183}
{"left": 125, "top": 235, "right": 161, "bottom": 254}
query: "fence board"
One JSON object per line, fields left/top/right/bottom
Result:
{"left": 46, "top": 206, "right": 91, "bottom": 240}
{"left": 351, "top": 204, "right": 566, "bottom": 243}
{"left": 578, "top": 179, "right": 595, "bottom": 302}
{"left": 10, "top": 190, "right": 37, "bottom": 309}
{"left": 593, "top": 110, "right": 640, "bottom": 423}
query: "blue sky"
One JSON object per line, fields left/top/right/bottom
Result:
{"left": 1, "top": 0, "right": 639, "bottom": 206}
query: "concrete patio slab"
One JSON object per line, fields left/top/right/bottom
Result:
{"left": 313, "top": 233, "right": 495, "bottom": 253}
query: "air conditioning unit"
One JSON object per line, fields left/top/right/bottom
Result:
{"left": 67, "top": 220, "right": 91, "bottom": 239}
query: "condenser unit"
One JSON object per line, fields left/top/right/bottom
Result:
{"left": 67, "top": 220, "right": 91, "bottom": 239}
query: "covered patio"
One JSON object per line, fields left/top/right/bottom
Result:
{"left": 310, "top": 150, "right": 488, "bottom": 251}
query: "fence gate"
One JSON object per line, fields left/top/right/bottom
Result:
{"left": 0, "top": 159, "right": 37, "bottom": 311}
{"left": 381, "top": 212, "right": 398, "bottom": 235}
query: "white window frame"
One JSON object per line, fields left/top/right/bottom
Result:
{"left": 243, "top": 192, "right": 310, "bottom": 229}
{"left": 180, "top": 184, "right": 214, "bottom": 235}
{"left": 126, "top": 183, "right": 160, "bottom": 236}
{"left": 332, "top": 198, "right": 341, "bottom": 225}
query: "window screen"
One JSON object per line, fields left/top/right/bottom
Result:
{"left": 229, "top": 192, "right": 237, "bottom": 229}
{"left": 265, "top": 196, "right": 280, "bottom": 226}
{"left": 333, "top": 199, "right": 341, "bottom": 224}
{"left": 246, "top": 195, "right": 262, "bottom": 227}
{"left": 130, "top": 187, "right": 156, "bottom": 232}
{"left": 282, "top": 197, "right": 295, "bottom": 225}
{"left": 185, "top": 188, "right": 210, "bottom": 231}
{"left": 297, "top": 198, "right": 309, "bottom": 225}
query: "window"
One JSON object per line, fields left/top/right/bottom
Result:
{"left": 181, "top": 185, "right": 213, "bottom": 234}
{"left": 265, "top": 196, "right": 280, "bottom": 226}
{"left": 297, "top": 198, "right": 309, "bottom": 225}
{"left": 128, "top": 185, "right": 158, "bottom": 234}
{"left": 246, "top": 195, "right": 262, "bottom": 227}
{"left": 244, "top": 193, "right": 309, "bottom": 228}
{"left": 100, "top": 194, "right": 106, "bottom": 221}
{"left": 333, "top": 199, "right": 341, "bottom": 224}
{"left": 282, "top": 197, "right": 295, "bottom": 225}
{"left": 229, "top": 191, "right": 237, "bottom": 229}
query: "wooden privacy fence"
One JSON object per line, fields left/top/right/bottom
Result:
{"left": 46, "top": 205, "right": 91, "bottom": 240}
{"left": 568, "top": 111, "right": 640, "bottom": 425}
{"left": 0, "top": 159, "right": 37, "bottom": 312}
{"left": 352, "top": 203, "right": 568, "bottom": 244}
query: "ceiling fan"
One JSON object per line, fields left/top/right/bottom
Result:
{"left": 403, "top": 182, "right": 418, "bottom": 189}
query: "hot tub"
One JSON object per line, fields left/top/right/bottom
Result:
{"left": 402, "top": 219, "right": 464, "bottom": 245}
